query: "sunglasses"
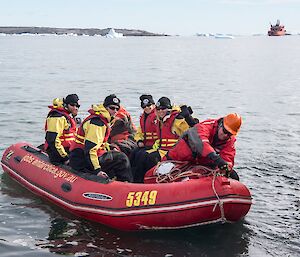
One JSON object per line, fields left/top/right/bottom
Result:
{"left": 69, "top": 103, "right": 80, "bottom": 108}
{"left": 108, "top": 105, "right": 120, "bottom": 111}
{"left": 156, "top": 106, "right": 168, "bottom": 111}
{"left": 142, "top": 104, "right": 152, "bottom": 109}
{"left": 222, "top": 126, "right": 232, "bottom": 136}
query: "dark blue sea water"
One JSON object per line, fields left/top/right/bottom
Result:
{"left": 0, "top": 35, "right": 299, "bottom": 257}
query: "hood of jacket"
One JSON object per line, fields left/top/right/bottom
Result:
{"left": 88, "top": 104, "right": 112, "bottom": 122}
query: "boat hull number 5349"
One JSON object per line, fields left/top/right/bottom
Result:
{"left": 126, "top": 190, "right": 158, "bottom": 207}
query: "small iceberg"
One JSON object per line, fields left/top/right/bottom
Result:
{"left": 105, "top": 28, "right": 124, "bottom": 38}
{"left": 214, "top": 34, "right": 234, "bottom": 39}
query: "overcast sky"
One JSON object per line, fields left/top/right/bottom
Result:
{"left": 1, "top": 0, "right": 300, "bottom": 35}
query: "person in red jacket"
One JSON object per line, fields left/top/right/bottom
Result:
{"left": 69, "top": 94, "right": 133, "bottom": 182}
{"left": 167, "top": 113, "right": 242, "bottom": 180}
{"left": 110, "top": 106, "right": 137, "bottom": 143}
{"left": 130, "top": 94, "right": 157, "bottom": 178}
{"left": 134, "top": 94, "right": 158, "bottom": 148}
{"left": 44, "top": 94, "right": 80, "bottom": 165}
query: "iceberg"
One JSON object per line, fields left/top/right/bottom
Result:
{"left": 105, "top": 28, "right": 124, "bottom": 38}
{"left": 214, "top": 34, "right": 234, "bottom": 39}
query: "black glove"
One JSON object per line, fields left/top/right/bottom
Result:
{"left": 185, "top": 115, "right": 199, "bottom": 127}
{"left": 180, "top": 105, "right": 198, "bottom": 127}
{"left": 218, "top": 161, "right": 230, "bottom": 172}
{"left": 180, "top": 105, "right": 193, "bottom": 118}
{"left": 207, "top": 152, "right": 229, "bottom": 171}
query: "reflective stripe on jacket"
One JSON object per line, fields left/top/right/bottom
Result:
{"left": 44, "top": 106, "right": 77, "bottom": 158}
{"left": 134, "top": 108, "right": 158, "bottom": 146}
{"left": 70, "top": 104, "right": 111, "bottom": 171}
{"left": 71, "top": 112, "right": 110, "bottom": 154}
{"left": 155, "top": 109, "right": 189, "bottom": 151}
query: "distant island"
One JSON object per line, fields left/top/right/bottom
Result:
{"left": 0, "top": 26, "right": 169, "bottom": 37}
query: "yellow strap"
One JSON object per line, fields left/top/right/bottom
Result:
{"left": 64, "top": 132, "right": 74, "bottom": 136}
{"left": 161, "top": 139, "right": 178, "bottom": 142}
{"left": 146, "top": 148, "right": 158, "bottom": 154}
{"left": 161, "top": 143, "right": 176, "bottom": 147}
{"left": 158, "top": 149, "right": 167, "bottom": 158}
{"left": 145, "top": 136, "right": 158, "bottom": 140}
{"left": 76, "top": 134, "right": 85, "bottom": 140}
{"left": 63, "top": 138, "right": 75, "bottom": 141}
{"left": 75, "top": 139, "right": 85, "bottom": 145}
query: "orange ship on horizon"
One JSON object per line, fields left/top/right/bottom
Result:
{"left": 268, "top": 19, "right": 286, "bottom": 36}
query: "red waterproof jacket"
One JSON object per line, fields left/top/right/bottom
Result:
{"left": 168, "top": 118, "right": 236, "bottom": 168}
{"left": 110, "top": 106, "right": 136, "bottom": 142}
{"left": 156, "top": 110, "right": 180, "bottom": 151}
{"left": 140, "top": 109, "right": 158, "bottom": 146}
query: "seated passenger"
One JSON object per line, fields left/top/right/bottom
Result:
{"left": 109, "top": 105, "right": 137, "bottom": 157}
{"left": 130, "top": 94, "right": 157, "bottom": 178}
{"left": 167, "top": 113, "right": 242, "bottom": 180}
{"left": 44, "top": 94, "right": 80, "bottom": 165}
{"left": 133, "top": 97, "right": 195, "bottom": 183}
{"left": 69, "top": 94, "right": 133, "bottom": 182}
{"left": 134, "top": 94, "right": 158, "bottom": 148}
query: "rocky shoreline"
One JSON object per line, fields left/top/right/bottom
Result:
{"left": 0, "top": 26, "right": 169, "bottom": 36}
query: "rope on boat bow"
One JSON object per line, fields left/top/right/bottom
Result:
{"left": 212, "top": 169, "right": 227, "bottom": 223}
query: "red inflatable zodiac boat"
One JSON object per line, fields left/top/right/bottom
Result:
{"left": 1, "top": 142, "right": 252, "bottom": 231}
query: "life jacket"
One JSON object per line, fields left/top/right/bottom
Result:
{"left": 44, "top": 106, "right": 77, "bottom": 150}
{"left": 195, "top": 118, "right": 235, "bottom": 165}
{"left": 140, "top": 109, "right": 158, "bottom": 147}
{"left": 156, "top": 110, "right": 180, "bottom": 151}
{"left": 70, "top": 109, "right": 111, "bottom": 157}
{"left": 110, "top": 106, "right": 136, "bottom": 142}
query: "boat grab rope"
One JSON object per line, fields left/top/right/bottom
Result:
{"left": 153, "top": 161, "right": 227, "bottom": 223}
{"left": 212, "top": 170, "right": 227, "bottom": 223}
{"left": 153, "top": 161, "right": 214, "bottom": 183}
